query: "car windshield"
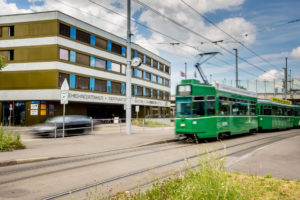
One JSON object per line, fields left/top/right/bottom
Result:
{"left": 176, "top": 97, "right": 192, "bottom": 116}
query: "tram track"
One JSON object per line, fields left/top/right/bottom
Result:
{"left": 0, "top": 141, "right": 187, "bottom": 176}
{"left": 0, "top": 142, "right": 192, "bottom": 185}
{"left": 41, "top": 130, "right": 300, "bottom": 200}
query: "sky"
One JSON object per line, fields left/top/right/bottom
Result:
{"left": 1, "top": 0, "right": 300, "bottom": 94}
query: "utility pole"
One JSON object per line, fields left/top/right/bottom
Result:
{"left": 284, "top": 57, "right": 288, "bottom": 100}
{"left": 289, "top": 69, "right": 292, "bottom": 94}
{"left": 210, "top": 74, "right": 212, "bottom": 83}
{"left": 184, "top": 62, "right": 187, "bottom": 79}
{"left": 233, "top": 48, "right": 238, "bottom": 88}
{"left": 256, "top": 79, "right": 258, "bottom": 93}
{"left": 264, "top": 80, "right": 267, "bottom": 98}
{"left": 126, "top": 0, "right": 132, "bottom": 135}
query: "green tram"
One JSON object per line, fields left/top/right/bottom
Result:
{"left": 175, "top": 79, "right": 258, "bottom": 139}
{"left": 257, "top": 99, "right": 300, "bottom": 130}
{"left": 175, "top": 79, "right": 300, "bottom": 140}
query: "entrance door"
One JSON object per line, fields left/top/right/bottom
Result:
{"left": 2, "top": 102, "right": 10, "bottom": 126}
{"left": 1, "top": 102, "right": 26, "bottom": 126}
{"left": 14, "top": 102, "right": 26, "bottom": 126}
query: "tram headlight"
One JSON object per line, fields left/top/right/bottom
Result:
{"left": 193, "top": 121, "right": 197, "bottom": 125}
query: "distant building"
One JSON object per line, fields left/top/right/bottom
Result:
{"left": 0, "top": 11, "right": 171, "bottom": 126}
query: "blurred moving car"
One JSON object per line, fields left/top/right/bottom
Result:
{"left": 32, "top": 115, "right": 96, "bottom": 137}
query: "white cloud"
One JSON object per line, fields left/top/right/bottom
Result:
{"left": 256, "top": 69, "right": 283, "bottom": 81}
{"left": 291, "top": 46, "right": 300, "bottom": 58}
{"left": 0, "top": 0, "right": 31, "bottom": 15}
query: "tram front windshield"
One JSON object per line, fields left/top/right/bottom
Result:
{"left": 176, "top": 97, "right": 192, "bottom": 116}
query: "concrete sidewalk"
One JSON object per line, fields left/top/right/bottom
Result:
{"left": 0, "top": 126, "right": 175, "bottom": 167}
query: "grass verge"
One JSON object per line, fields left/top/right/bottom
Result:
{"left": 112, "top": 153, "right": 300, "bottom": 200}
{"left": 0, "top": 127, "right": 26, "bottom": 152}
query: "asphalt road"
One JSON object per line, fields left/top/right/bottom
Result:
{"left": 0, "top": 129, "right": 299, "bottom": 200}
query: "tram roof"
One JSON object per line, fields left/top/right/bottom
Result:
{"left": 212, "top": 83, "right": 257, "bottom": 98}
{"left": 257, "top": 99, "right": 300, "bottom": 108}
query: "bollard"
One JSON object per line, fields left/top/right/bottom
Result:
{"left": 54, "top": 123, "right": 57, "bottom": 138}
{"left": 119, "top": 118, "right": 122, "bottom": 133}
{"left": 143, "top": 119, "right": 145, "bottom": 131}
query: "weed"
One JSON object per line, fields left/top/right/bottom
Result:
{"left": 264, "top": 173, "right": 273, "bottom": 178}
{"left": 0, "top": 127, "right": 26, "bottom": 152}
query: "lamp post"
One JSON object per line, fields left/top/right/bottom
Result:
{"left": 126, "top": 0, "right": 132, "bottom": 135}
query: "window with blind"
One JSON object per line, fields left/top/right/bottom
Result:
{"left": 95, "top": 58, "right": 106, "bottom": 69}
{"left": 165, "top": 79, "right": 170, "bottom": 86}
{"left": 76, "top": 53, "right": 90, "bottom": 66}
{"left": 145, "top": 56, "right": 151, "bottom": 65}
{"left": 159, "top": 63, "right": 164, "bottom": 71}
{"left": 76, "top": 76, "right": 89, "bottom": 90}
{"left": 165, "top": 92, "right": 170, "bottom": 100}
{"left": 157, "top": 76, "right": 163, "bottom": 84}
{"left": 137, "top": 52, "right": 143, "bottom": 59}
{"left": 95, "top": 37, "right": 107, "bottom": 49}
{"left": 111, "top": 62, "right": 121, "bottom": 73}
{"left": 165, "top": 65, "right": 170, "bottom": 73}
{"left": 76, "top": 29, "right": 90, "bottom": 44}
{"left": 58, "top": 73, "right": 69, "bottom": 87}
{"left": 111, "top": 82, "right": 121, "bottom": 94}
{"left": 152, "top": 89, "right": 158, "bottom": 98}
{"left": 59, "top": 23, "right": 70, "bottom": 37}
{"left": 111, "top": 43, "right": 122, "bottom": 55}
{"left": 95, "top": 79, "right": 106, "bottom": 92}
{"left": 143, "top": 71, "right": 150, "bottom": 81}
{"left": 0, "top": 50, "right": 14, "bottom": 61}
{"left": 153, "top": 60, "right": 158, "bottom": 68}
{"left": 59, "top": 48, "right": 69, "bottom": 61}
{"left": 121, "top": 65, "right": 126, "bottom": 74}
{"left": 145, "top": 88, "right": 151, "bottom": 97}
{"left": 158, "top": 91, "right": 164, "bottom": 100}
{"left": 137, "top": 86, "right": 143, "bottom": 96}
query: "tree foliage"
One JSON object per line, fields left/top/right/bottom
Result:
{"left": 0, "top": 55, "right": 6, "bottom": 70}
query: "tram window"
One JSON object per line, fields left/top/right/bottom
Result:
{"left": 193, "top": 96, "right": 204, "bottom": 101}
{"left": 207, "top": 96, "right": 215, "bottom": 115}
{"left": 176, "top": 97, "right": 192, "bottom": 116}
{"left": 277, "top": 107, "right": 283, "bottom": 116}
{"left": 272, "top": 106, "right": 278, "bottom": 115}
{"left": 282, "top": 108, "right": 287, "bottom": 116}
{"left": 219, "top": 96, "right": 229, "bottom": 115}
{"left": 193, "top": 101, "right": 205, "bottom": 116}
{"left": 263, "top": 106, "right": 271, "bottom": 115}
{"left": 236, "top": 99, "right": 248, "bottom": 115}
{"left": 287, "top": 108, "right": 293, "bottom": 116}
{"left": 250, "top": 102, "right": 256, "bottom": 115}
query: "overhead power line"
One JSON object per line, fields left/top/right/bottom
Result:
{"left": 132, "top": 0, "right": 267, "bottom": 74}
{"left": 180, "top": 0, "right": 282, "bottom": 72}
{"left": 87, "top": 0, "right": 201, "bottom": 52}
{"left": 53, "top": 0, "right": 127, "bottom": 29}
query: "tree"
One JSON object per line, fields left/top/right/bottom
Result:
{"left": 0, "top": 55, "right": 7, "bottom": 70}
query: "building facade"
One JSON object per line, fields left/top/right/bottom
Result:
{"left": 0, "top": 11, "right": 171, "bottom": 126}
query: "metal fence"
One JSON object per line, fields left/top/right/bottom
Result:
{"left": 36, "top": 117, "right": 173, "bottom": 138}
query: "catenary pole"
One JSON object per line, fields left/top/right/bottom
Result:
{"left": 184, "top": 62, "right": 187, "bottom": 79}
{"left": 126, "top": 0, "right": 132, "bottom": 135}
{"left": 284, "top": 57, "right": 288, "bottom": 100}
{"left": 233, "top": 48, "right": 238, "bottom": 88}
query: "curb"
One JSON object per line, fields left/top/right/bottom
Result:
{"left": 0, "top": 138, "right": 178, "bottom": 167}
{"left": 0, "top": 156, "right": 64, "bottom": 167}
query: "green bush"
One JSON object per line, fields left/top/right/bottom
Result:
{"left": 0, "top": 128, "right": 26, "bottom": 152}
